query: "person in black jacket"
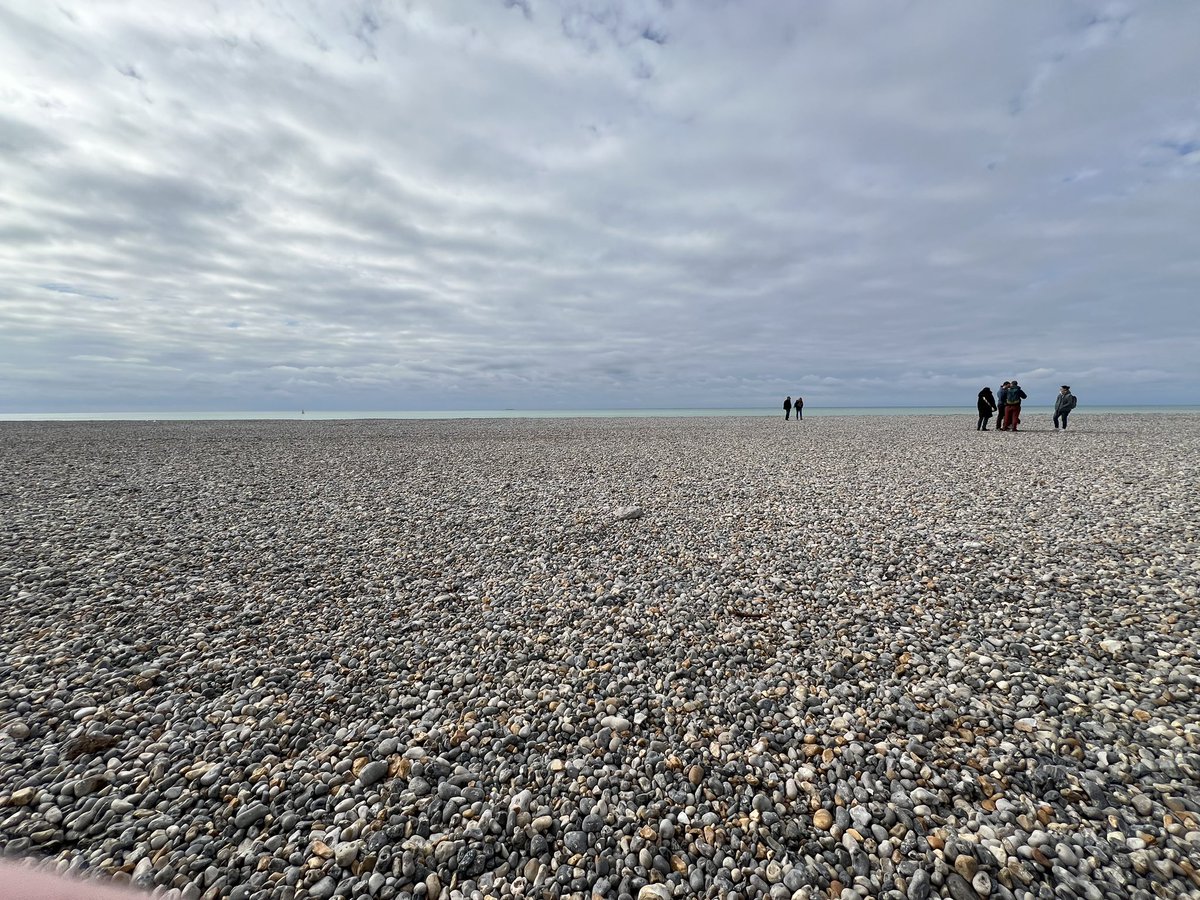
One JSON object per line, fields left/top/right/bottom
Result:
{"left": 977, "top": 387, "right": 997, "bottom": 430}
{"left": 1054, "top": 385, "right": 1077, "bottom": 429}
{"left": 783, "top": 396, "right": 792, "bottom": 420}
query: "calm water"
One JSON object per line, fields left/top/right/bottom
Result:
{"left": 1, "top": 406, "right": 1196, "bottom": 421}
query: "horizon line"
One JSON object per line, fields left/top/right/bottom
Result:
{"left": 2, "top": 402, "right": 1198, "bottom": 417}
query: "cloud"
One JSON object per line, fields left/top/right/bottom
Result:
{"left": 0, "top": 1, "right": 1198, "bottom": 411}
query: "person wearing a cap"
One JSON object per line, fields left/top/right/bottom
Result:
{"left": 1001, "top": 379, "right": 1027, "bottom": 431}
{"left": 1054, "top": 385, "right": 1077, "bottom": 430}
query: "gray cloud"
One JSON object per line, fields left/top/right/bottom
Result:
{"left": 1, "top": 0, "right": 1198, "bottom": 412}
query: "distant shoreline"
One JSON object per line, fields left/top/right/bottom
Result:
{"left": 1, "top": 405, "right": 1197, "bottom": 422}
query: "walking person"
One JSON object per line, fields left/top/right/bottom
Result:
{"left": 1002, "top": 380, "right": 1027, "bottom": 431}
{"left": 996, "top": 382, "right": 1010, "bottom": 431}
{"left": 977, "top": 386, "right": 997, "bottom": 430}
{"left": 795, "top": 396, "right": 803, "bottom": 420}
{"left": 783, "top": 396, "right": 792, "bottom": 420}
{"left": 1054, "top": 385, "right": 1077, "bottom": 430}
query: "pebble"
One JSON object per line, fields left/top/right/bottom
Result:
{"left": 357, "top": 759, "right": 388, "bottom": 787}
{"left": 0, "top": 415, "right": 1197, "bottom": 900}
{"left": 307, "top": 876, "right": 336, "bottom": 900}
{"left": 232, "top": 802, "right": 268, "bottom": 829}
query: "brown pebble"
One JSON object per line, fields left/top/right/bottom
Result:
{"left": 954, "top": 855, "right": 978, "bottom": 881}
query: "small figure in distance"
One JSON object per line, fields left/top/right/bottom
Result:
{"left": 1002, "top": 379, "right": 1027, "bottom": 431}
{"left": 783, "top": 396, "right": 792, "bottom": 420}
{"left": 977, "top": 386, "right": 997, "bottom": 430}
{"left": 1054, "top": 385, "right": 1077, "bottom": 430}
{"left": 996, "top": 381, "right": 1010, "bottom": 431}
{"left": 795, "top": 396, "right": 803, "bottom": 420}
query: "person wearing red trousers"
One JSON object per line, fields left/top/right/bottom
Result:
{"left": 1002, "top": 380, "right": 1027, "bottom": 430}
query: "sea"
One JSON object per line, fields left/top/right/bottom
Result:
{"left": 1, "top": 406, "right": 1196, "bottom": 421}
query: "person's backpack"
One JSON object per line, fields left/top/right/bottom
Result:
{"left": 1068, "top": 394, "right": 1077, "bottom": 409}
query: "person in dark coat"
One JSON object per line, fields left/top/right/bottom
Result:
{"left": 996, "top": 382, "right": 1010, "bottom": 431}
{"left": 1054, "top": 385, "right": 1077, "bottom": 429}
{"left": 783, "top": 396, "right": 792, "bottom": 420}
{"left": 977, "top": 387, "right": 997, "bottom": 430}
{"left": 795, "top": 396, "right": 803, "bottom": 420}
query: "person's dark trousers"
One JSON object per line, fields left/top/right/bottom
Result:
{"left": 785, "top": 409, "right": 790, "bottom": 420}
{"left": 978, "top": 414, "right": 991, "bottom": 430}
{"left": 797, "top": 409, "right": 802, "bottom": 420}
{"left": 997, "top": 404, "right": 1007, "bottom": 429}
{"left": 1054, "top": 410, "right": 1070, "bottom": 429}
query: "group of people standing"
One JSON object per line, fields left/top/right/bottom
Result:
{"left": 976, "top": 382, "right": 1077, "bottom": 431}
{"left": 783, "top": 396, "right": 804, "bottom": 420}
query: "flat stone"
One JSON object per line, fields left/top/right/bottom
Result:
{"left": 945, "top": 873, "right": 974, "bottom": 900}
{"left": 233, "top": 802, "right": 269, "bottom": 829}
{"left": 563, "top": 830, "right": 589, "bottom": 854}
{"left": 600, "top": 715, "right": 632, "bottom": 733}
{"left": 907, "top": 868, "right": 931, "bottom": 900}
{"left": 307, "top": 875, "right": 336, "bottom": 900}
{"left": 358, "top": 760, "right": 389, "bottom": 787}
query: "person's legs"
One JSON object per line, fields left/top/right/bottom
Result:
{"left": 1053, "top": 411, "right": 1061, "bottom": 429}
{"left": 1005, "top": 406, "right": 1020, "bottom": 430}
{"left": 1061, "top": 410, "right": 1069, "bottom": 430}
{"left": 997, "top": 405, "right": 1007, "bottom": 429}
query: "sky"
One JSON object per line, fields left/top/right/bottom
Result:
{"left": 1, "top": 1, "right": 1198, "bottom": 412}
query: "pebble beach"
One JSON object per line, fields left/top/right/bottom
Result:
{"left": 1, "top": 414, "right": 1198, "bottom": 900}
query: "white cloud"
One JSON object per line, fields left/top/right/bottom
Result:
{"left": 0, "top": 1, "right": 1198, "bottom": 411}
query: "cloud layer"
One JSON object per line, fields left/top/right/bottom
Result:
{"left": 2, "top": 1, "right": 1198, "bottom": 410}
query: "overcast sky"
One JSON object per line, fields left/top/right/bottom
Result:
{"left": 1, "top": 1, "right": 1198, "bottom": 411}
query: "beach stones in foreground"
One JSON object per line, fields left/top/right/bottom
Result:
{"left": 0, "top": 414, "right": 1198, "bottom": 899}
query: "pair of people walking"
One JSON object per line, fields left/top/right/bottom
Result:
{"left": 783, "top": 396, "right": 803, "bottom": 420}
{"left": 976, "top": 382, "right": 1077, "bottom": 431}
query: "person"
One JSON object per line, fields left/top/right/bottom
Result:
{"left": 996, "top": 381, "right": 1010, "bottom": 430}
{"left": 795, "top": 396, "right": 803, "bottom": 420}
{"left": 783, "top": 396, "right": 792, "bottom": 420}
{"left": 1054, "top": 385, "right": 1077, "bottom": 430}
{"left": 1002, "top": 379, "right": 1027, "bottom": 431}
{"left": 977, "top": 386, "right": 997, "bottom": 430}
